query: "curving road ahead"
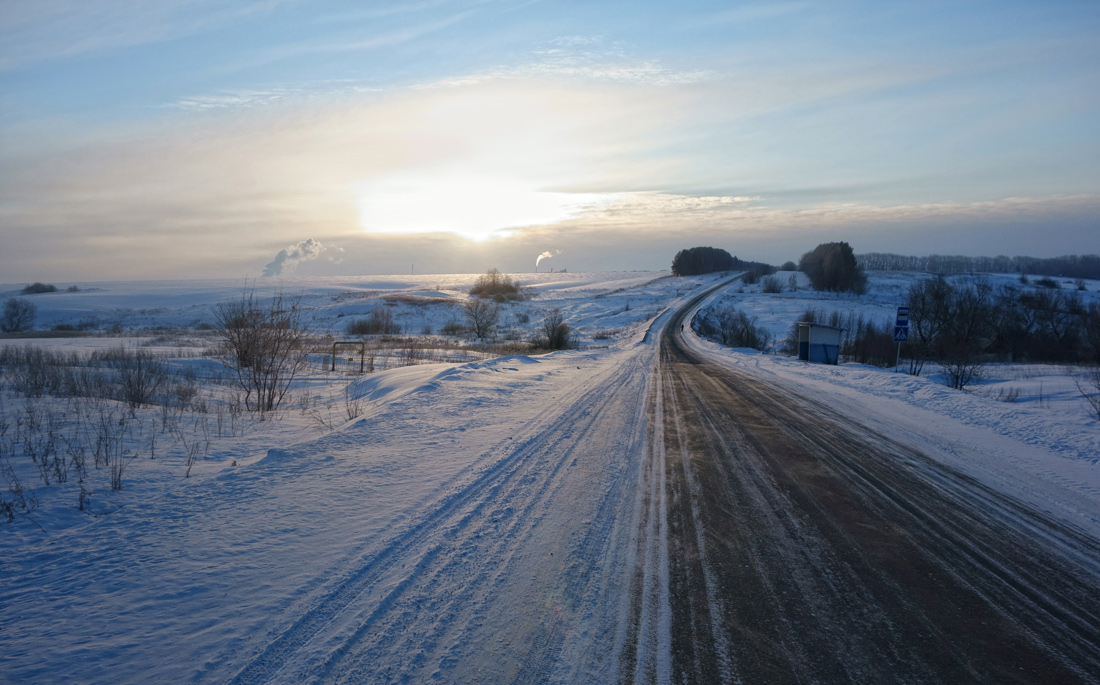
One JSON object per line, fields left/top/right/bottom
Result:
{"left": 622, "top": 287, "right": 1100, "bottom": 683}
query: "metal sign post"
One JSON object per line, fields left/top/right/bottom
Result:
{"left": 894, "top": 306, "right": 910, "bottom": 372}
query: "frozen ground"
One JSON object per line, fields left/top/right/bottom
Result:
{"left": 1, "top": 269, "right": 1098, "bottom": 681}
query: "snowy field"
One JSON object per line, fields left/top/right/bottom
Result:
{"left": 1, "top": 269, "right": 1099, "bottom": 681}
{"left": 0, "top": 271, "right": 692, "bottom": 539}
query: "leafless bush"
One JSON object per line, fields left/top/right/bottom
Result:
{"left": 400, "top": 340, "right": 426, "bottom": 366}
{"left": 464, "top": 298, "right": 500, "bottom": 339}
{"left": 941, "top": 355, "right": 985, "bottom": 391}
{"left": 214, "top": 288, "right": 316, "bottom": 415}
{"left": 0, "top": 403, "right": 33, "bottom": 522}
{"left": 177, "top": 428, "right": 203, "bottom": 479}
{"left": 470, "top": 268, "right": 525, "bottom": 302}
{"left": 761, "top": 275, "right": 784, "bottom": 293}
{"left": 1072, "top": 365, "right": 1100, "bottom": 420}
{"left": 5, "top": 346, "right": 67, "bottom": 396}
{"left": 22, "top": 401, "right": 63, "bottom": 486}
{"left": 105, "top": 347, "right": 168, "bottom": 411}
{"left": 1, "top": 454, "right": 37, "bottom": 523}
{"left": 343, "top": 383, "right": 364, "bottom": 420}
{"left": 440, "top": 317, "right": 466, "bottom": 336}
{"left": 346, "top": 306, "right": 401, "bottom": 335}
{"left": 592, "top": 328, "right": 625, "bottom": 340}
{"left": 535, "top": 308, "right": 575, "bottom": 350}
{"left": 92, "top": 405, "right": 125, "bottom": 471}
{"left": 700, "top": 306, "right": 772, "bottom": 351}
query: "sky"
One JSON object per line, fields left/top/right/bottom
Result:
{"left": 0, "top": 0, "right": 1097, "bottom": 282}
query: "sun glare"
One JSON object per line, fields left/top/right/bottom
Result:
{"left": 354, "top": 170, "right": 603, "bottom": 241}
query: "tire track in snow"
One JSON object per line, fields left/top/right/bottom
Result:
{"left": 326, "top": 354, "right": 652, "bottom": 684}
{"left": 659, "top": 360, "right": 737, "bottom": 685}
{"left": 230, "top": 355, "right": 650, "bottom": 684}
{"left": 625, "top": 361, "right": 672, "bottom": 685}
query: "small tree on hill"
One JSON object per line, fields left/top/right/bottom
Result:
{"left": 21, "top": 282, "right": 57, "bottom": 294}
{"left": 799, "top": 242, "right": 866, "bottom": 293}
{"left": 671, "top": 247, "right": 738, "bottom": 276}
{"left": 2, "top": 298, "right": 36, "bottom": 332}
{"left": 464, "top": 298, "right": 500, "bottom": 339}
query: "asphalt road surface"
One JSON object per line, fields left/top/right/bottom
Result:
{"left": 622, "top": 291, "right": 1100, "bottom": 683}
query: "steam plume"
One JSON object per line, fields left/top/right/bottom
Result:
{"left": 263, "top": 238, "right": 326, "bottom": 277}
{"left": 536, "top": 251, "right": 555, "bottom": 269}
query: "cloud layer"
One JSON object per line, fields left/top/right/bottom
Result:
{"left": 2, "top": 2, "right": 1097, "bottom": 281}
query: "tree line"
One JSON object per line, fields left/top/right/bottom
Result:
{"left": 858, "top": 253, "right": 1100, "bottom": 280}
{"left": 670, "top": 247, "right": 771, "bottom": 277}
{"left": 905, "top": 276, "right": 1100, "bottom": 387}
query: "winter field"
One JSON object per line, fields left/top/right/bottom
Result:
{"left": 1, "top": 269, "right": 1099, "bottom": 682}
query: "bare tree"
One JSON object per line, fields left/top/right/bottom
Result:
{"left": 2, "top": 298, "right": 36, "bottom": 332}
{"left": 940, "top": 278, "right": 995, "bottom": 390}
{"left": 906, "top": 277, "right": 952, "bottom": 375}
{"left": 214, "top": 288, "right": 315, "bottom": 415}
{"left": 463, "top": 298, "right": 499, "bottom": 339}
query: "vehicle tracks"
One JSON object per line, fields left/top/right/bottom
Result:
{"left": 631, "top": 298, "right": 1100, "bottom": 683}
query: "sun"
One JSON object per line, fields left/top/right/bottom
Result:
{"left": 354, "top": 169, "right": 601, "bottom": 241}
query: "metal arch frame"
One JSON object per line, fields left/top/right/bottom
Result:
{"left": 331, "top": 340, "right": 366, "bottom": 373}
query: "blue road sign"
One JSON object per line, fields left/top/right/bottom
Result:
{"left": 896, "top": 306, "right": 910, "bottom": 327}
{"left": 893, "top": 326, "right": 909, "bottom": 342}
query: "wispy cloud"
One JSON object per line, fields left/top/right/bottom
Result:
{"left": 171, "top": 83, "right": 381, "bottom": 111}
{"left": 170, "top": 38, "right": 711, "bottom": 112}
{"left": 214, "top": 9, "right": 478, "bottom": 75}
{"left": 415, "top": 42, "right": 714, "bottom": 91}
{"left": 0, "top": 0, "right": 290, "bottom": 71}
{"left": 563, "top": 192, "right": 1100, "bottom": 235}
